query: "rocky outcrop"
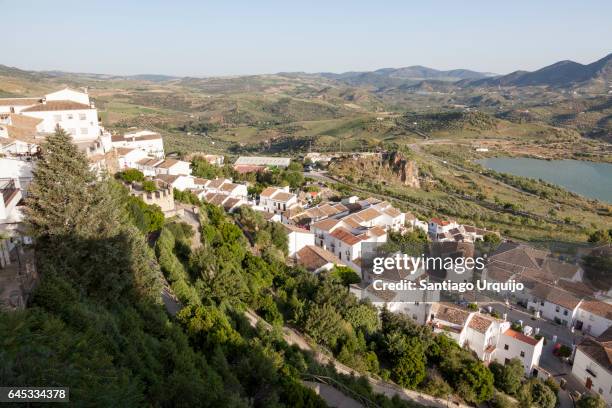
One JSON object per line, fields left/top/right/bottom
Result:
{"left": 384, "top": 151, "right": 420, "bottom": 188}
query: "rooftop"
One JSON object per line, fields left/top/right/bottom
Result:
{"left": 21, "top": 100, "right": 92, "bottom": 112}
{"left": 235, "top": 156, "right": 291, "bottom": 167}
{"left": 503, "top": 328, "right": 541, "bottom": 346}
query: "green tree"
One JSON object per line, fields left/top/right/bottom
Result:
{"left": 576, "top": 394, "right": 606, "bottom": 408}
{"left": 116, "top": 168, "right": 144, "bottom": 182}
{"left": 25, "top": 126, "right": 120, "bottom": 241}
{"left": 490, "top": 358, "right": 523, "bottom": 395}
{"left": 391, "top": 343, "right": 427, "bottom": 389}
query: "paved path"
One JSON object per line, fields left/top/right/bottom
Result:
{"left": 303, "top": 381, "right": 364, "bottom": 408}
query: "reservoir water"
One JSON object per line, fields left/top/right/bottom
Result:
{"left": 475, "top": 157, "right": 612, "bottom": 203}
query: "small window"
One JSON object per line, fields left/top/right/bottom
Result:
{"left": 563, "top": 310, "right": 568, "bottom": 316}
{"left": 79, "top": 113, "right": 87, "bottom": 120}
{"left": 556, "top": 306, "right": 560, "bottom": 312}
{"left": 504, "top": 344, "right": 509, "bottom": 350}
{"left": 67, "top": 114, "right": 74, "bottom": 120}
{"left": 520, "top": 351, "right": 525, "bottom": 357}
{"left": 540, "top": 301, "right": 545, "bottom": 306}
{"left": 80, "top": 128, "right": 88, "bottom": 135}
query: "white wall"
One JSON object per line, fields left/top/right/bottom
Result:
{"left": 494, "top": 333, "right": 543, "bottom": 375}
{"left": 287, "top": 230, "right": 315, "bottom": 257}
{"left": 575, "top": 308, "right": 612, "bottom": 337}
{"left": 25, "top": 108, "right": 100, "bottom": 141}
{"left": 527, "top": 299, "right": 579, "bottom": 327}
{"left": 572, "top": 348, "right": 612, "bottom": 404}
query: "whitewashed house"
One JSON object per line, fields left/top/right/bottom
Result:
{"left": 259, "top": 186, "right": 298, "bottom": 214}
{"left": 154, "top": 159, "right": 191, "bottom": 176}
{"left": 571, "top": 328, "right": 612, "bottom": 404}
{"left": 111, "top": 129, "right": 165, "bottom": 158}
{"left": 527, "top": 283, "right": 582, "bottom": 327}
{"left": 575, "top": 300, "right": 612, "bottom": 337}
{"left": 116, "top": 147, "right": 149, "bottom": 170}
{"left": 495, "top": 328, "right": 544, "bottom": 376}
{"left": 155, "top": 174, "right": 196, "bottom": 191}
{"left": 284, "top": 224, "right": 315, "bottom": 257}
{"left": 295, "top": 245, "right": 344, "bottom": 274}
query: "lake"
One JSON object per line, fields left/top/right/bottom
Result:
{"left": 475, "top": 157, "right": 612, "bottom": 203}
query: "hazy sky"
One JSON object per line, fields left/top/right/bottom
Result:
{"left": 3, "top": 0, "right": 611, "bottom": 76}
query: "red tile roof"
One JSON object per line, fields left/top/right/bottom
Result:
{"left": 503, "top": 328, "right": 541, "bottom": 346}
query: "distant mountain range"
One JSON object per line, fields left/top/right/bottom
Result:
{"left": 460, "top": 53, "right": 612, "bottom": 88}
{"left": 1, "top": 52, "right": 610, "bottom": 90}
{"left": 312, "top": 66, "right": 495, "bottom": 87}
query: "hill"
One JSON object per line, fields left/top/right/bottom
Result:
{"left": 463, "top": 53, "right": 612, "bottom": 88}
{"left": 317, "top": 66, "right": 493, "bottom": 87}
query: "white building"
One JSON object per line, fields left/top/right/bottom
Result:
{"left": 429, "top": 303, "right": 544, "bottom": 375}
{"left": 259, "top": 186, "right": 299, "bottom": 214}
{"left": 284, "top": 224, "right": 315, "bottom": 257}
{"left": 571, "top": 328, "right": 612, "bottom": 404}
{"left": 495, "top": 328, "right": 544, "bottom": 376}
{"left": 575, "top": 301, "right": 612, "bottom": 337}
{"left": 235, "top": 156, "right": 291, "bottom": 168}
{"left": 428, "top": 218, "right": 459, "bottom": 238}
{"left": 18, "top": 88, "right": 101, "bottom": 142}
{"left": 111, "top": 130, "right": 165, "bottom": 158}
{"left": 116, "top": 147, "right": 149, "bottom": 170}
{"left": 153, "top": 159, "right": 191, "bottom": 176}
{"left": 527, "top": 283, "right": 582, "bottom": 327}
{"left": 155, "top": 174, "right": 196, "bottom": 192}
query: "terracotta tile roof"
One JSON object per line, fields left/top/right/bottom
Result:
{"left": 207, "top": 178, "right": 227, "bottom": 189}
{"left": 7, "top": 113, "right": 43, "bottom": 128}
{"left": 431, "top": 303, "right": 471, "bottom": 326}
{"left": 366, "top": 283, "right": 397, "bottom": 302}
{"left": 233, "top": 164, "right": 266, "bottom": 174}
{"left": 296, "top": 245, "right": 344, "bottom": 271}
{"left": 137, "top": 157, "right": 163, "bottom": 166}
{"left": 21, "top": 100, "right": 92, "bottom": 112}
{"left": 341, "top": 215, "right": 362, "bottom": 229}
{"left": 272, "top": 191, "right": 294, "bottom": 203}
{"left": 210, "top": 193, "right": 229, "bottom": 206}
{"left": 220, "top": 182, "right": 239, "bottom": 192}
{"left": 580, "top": 300, "right": 612, "bottom": 320}
{"left": 486, "top": 261, "right": 520, "bottom": 282}
{"left": 578, "top": 337, "right": 612, "bottom": 372}
{"left": 155, "top": 159, "right": 180, "bottom": 169}
{"left": 431, "top": 217, "right": 451, "bottom": 226}
{"left": 355, "top": 207, "right": 382, "bottom": 222}
{"left": 503, "top": 328, "right": 541, "bottom": 346}
{"left": 540, "top": 259, "right": 580, "bottom": 280}
{"left": 531, "top": 283, "right": 581, "bottom": 310}
{"left": 155, "top": 174, "right": 179, "bottom": 184}
{"left": 0, "top": 97, "right": 41, "bottom": 106}
{"left": 193, "top": 178, "right": 209, "bottom": 186}
{"left": 330, "top": 227, "right": 362, "bottom": 246}
{"left": 368, "top": 226, "right": 387, "bottom": 237}
{"left": 223, "top": 197, "right": 241, "bottom": 211}
{"left": 260, "top": 186, "right": 278, "bottom": 198}
{"left": 468, "top": 314, "right": 494, "bottom": 334}
{"left": 557, "top": 280, "right": 595, "bottom": 298}
{"left": 116, "top": 147, "right": 136, "bottom": 156}
{"left": 383, "top": 207, "right": 402, "bottom": 218}
{"left": 489, "top": 242, "right": 548, "bottom": 270}
{"left": 312, "top": 218, "right": 341, "bottom": 232}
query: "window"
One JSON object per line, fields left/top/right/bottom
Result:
{"left": 80, "top": 128, "right": 88, "bottom": 135}
{"left": 563, "top": 310, "right": 568, "bottom": 316}
{"left": 67, "top": 114, "right": 74, "bottom": 120}
{"left": 540, "top": 301, "right": 545, "bottom": 306}
{"left": 520, "top": 351, "right": 525, "bottom": 357}
{"left": 556, "top": 306, "right": 560, "bottom": 312}
{"left": 504, "top": 344, "right": 509, "bottom": 350}
{"left": 79, "top": 113, "right": 87, "bottom": 120}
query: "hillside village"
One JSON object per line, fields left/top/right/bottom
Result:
{"left": 1, "top": 88, "right": 611, "bottom": 405}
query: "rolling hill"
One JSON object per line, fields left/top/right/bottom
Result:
{"left": 462, "top": 53, "right": 612, "bottom": 88}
